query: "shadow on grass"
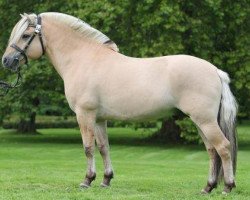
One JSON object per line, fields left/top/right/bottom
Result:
{"left": 0, "top": 126, "right": 249, "bottom": 151}
{"left": 0, "top": 129, "right": 204, "bottom": 151}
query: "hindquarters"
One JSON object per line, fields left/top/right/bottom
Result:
{"left": 173, "top": 61, "right": 237, "bottom": 193}
{"left": 171, "top": 58, "right": 222, "bottom": 123}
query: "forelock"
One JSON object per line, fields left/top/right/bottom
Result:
{"left": 8, "top": 14, "right": 36, "bottom": 45}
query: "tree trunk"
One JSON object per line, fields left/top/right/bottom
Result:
{"left": 17, "top": 112, "right": 37, "bottom": 134}
{"left": 152, "top": 113, "right": 184, "bottom": 143}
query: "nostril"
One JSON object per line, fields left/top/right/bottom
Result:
{"left": 3, "top": 57, "right": 8, "bottom": 65}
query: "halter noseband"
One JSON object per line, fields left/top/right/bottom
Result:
{"left": 10, "top": 14, "right": 45, "bottom": 65}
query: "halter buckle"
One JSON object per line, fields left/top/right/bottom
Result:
{"left": 35, "top": 24, "right": 41, "bottom": 34}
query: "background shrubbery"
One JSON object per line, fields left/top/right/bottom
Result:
{"left": 0, "top": 0, "right": 249, "bottom": 142}
{"left": 2, "top": 116, "right": 78, "bottom": 129}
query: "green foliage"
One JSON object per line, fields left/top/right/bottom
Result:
{"left": 0, "top": 0, "right": 249, "bottom": 134}
{"left": 3, "top": 120, "right": 78, "bottom": 129}
{"left": 2, "top": 115, "right": 78, "bottom": 129}
{"left": 181, "top": 0, "right": 250, "bottom": 118}
{"left": 175, "top": 117, "right": 202, "bottom": 144}
{"left": 108, "top": 120, "right": 158, "bottom": 130}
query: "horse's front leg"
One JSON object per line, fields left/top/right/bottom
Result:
{"left": 76, "top": 112, "right": 96, "bottom": 188}
{"left": 95, "top": 121, "right": 114, "bottom": 187}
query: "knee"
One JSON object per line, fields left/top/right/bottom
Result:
{"left": 84, "top": 146, "right": 94, "bottom": 157}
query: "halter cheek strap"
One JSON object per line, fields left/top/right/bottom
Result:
{"left": 36, "top": 15, "right": 45, "bottom": 55}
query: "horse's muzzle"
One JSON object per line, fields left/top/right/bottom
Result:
{"left": 2, "top": 55, "right": 20, "bottom": 72}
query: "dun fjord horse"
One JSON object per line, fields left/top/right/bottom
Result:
{"left": 2, "top": 13, "right": 237, "bottom": 194}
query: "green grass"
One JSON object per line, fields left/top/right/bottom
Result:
{"left": 0, "top": 124, "right": 249, "bottom": 200}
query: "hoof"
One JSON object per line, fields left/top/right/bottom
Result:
{"left": 101, "top": 172, "right": 113, "bottom": 187}
{"left": 100, "top": 182, "right": 110, "bottom": 187}
{"left": 80, "top": 182, "right": 90, "bottom": 188}
{"left": 222, "top": 182, "right": 236, "bottom": 194}
{"left": 80, "top": 173, "right": 96, "bottom": 188}
{"left": 200, "top": 189, "right": 209, "bottom": 195}
{"left": 201, "top": 182, "right": 217, "bottom": 194}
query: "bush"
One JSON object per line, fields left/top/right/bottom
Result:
{"left": 175, "top": 117, "right": 202, "bottom": 144}
{"left": 107, "top": 120, "right": 158, "bottom": 129}
{"left": 3, "top": 121, "right": 78, "bottom": 129}
{"left": 3, "top": 116, "right": 158, "bottom": 130}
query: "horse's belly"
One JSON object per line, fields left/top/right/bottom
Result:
{"left": 97, "top": 90, "right": 174, "bottom": 121}
{"left": 98, "top": 106, "right": 172, "bottom": 121}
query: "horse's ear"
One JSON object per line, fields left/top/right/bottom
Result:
{"left": 20, "top": 14, "right": 25, "bottom": 18}
{"left": 23, "top": 13, "right": 32, "bottom": 23}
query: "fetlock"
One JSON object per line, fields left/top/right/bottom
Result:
{"left": 80, "top": 172, "right": 96, "bottom": 188}
{"left": 101, "top": 171, "right": 114, "bottom": 187}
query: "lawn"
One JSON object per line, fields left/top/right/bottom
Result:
{"left": 0, "top": 124, "right": 249, "bottom": 200}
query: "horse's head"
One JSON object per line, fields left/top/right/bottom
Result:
{"left": 2, "top": 13, "right": 45, "bottom": 72}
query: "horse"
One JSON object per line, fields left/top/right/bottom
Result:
{"left": 1, "top": 12, "right": 238, "bottom": 194}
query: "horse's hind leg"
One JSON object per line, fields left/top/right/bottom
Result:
{"left": 197, "top": 127, "right": 221, "bottom": 193}
{"left": 194, "top": 120, "right": 235, "bottom": 193}
{"left": 177, "top": 79, "right": 235, "bottom": 193}
{"left": 76, "top": 113, "right": 96, "bottom": 188}
{"left": 95, "top": 121, "right": 114, "bottom": 187}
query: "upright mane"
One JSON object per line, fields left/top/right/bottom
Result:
{"left": 42, "top": 12, "right": 119, "bottom": 52}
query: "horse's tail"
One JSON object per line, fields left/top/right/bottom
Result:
{"left": 216, "top": 69, "right": 238, "bottom": 180}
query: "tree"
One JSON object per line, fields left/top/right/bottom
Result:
{"left": 0, "top": 0, "right": 249, "bottom": 136}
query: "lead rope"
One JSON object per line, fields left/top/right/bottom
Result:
{"left": 0, "top": 68, "right": 22, "bottom": 96}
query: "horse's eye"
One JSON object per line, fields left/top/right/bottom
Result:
{"left": 22, "top": 34, "right": 30, "bottom": 39}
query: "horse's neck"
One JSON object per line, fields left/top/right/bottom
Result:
{"left": 42, "top": 17, "right": 106, "bottom": 79}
